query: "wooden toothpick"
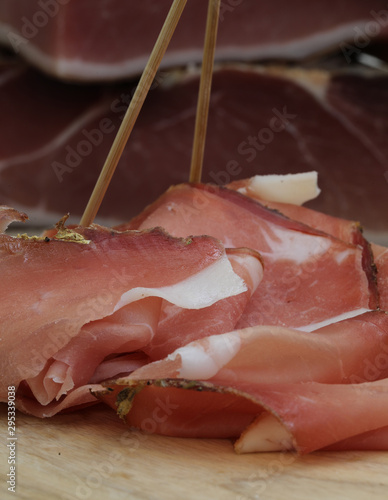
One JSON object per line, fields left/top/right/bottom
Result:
{"left": 189, "top": 0, "right": 221, "bottom": 184}
{"left": 80, "top": 0, "right": 188, "bottom": 226}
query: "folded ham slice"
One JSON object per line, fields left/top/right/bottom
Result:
{"left": 20, "top": 246, "right": 262, "bottom": 416}
{"left": 145, "top": 248, "right": 263, "bottom": 360}
{"left": 119, "top": 183, "right": 377, "bottom": 330}
{"left": 1, "top": 0, "right": 387, "bottom": 81}
{"left": 0, "top": 207, "right": 257, "bottom": 416}
{"left": 96, "top": 311, "right": 388, "bottom": 453}
{"left": 228, "top": 173, "right": 379, "bottom": 310}
{"left": 228, "top": 174, "right": 364, "bottom": 244}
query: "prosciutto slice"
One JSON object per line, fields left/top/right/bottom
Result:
{"left": 21, "top": 245, "right": 262, "bottom": 418}
{"left": 0, "top": 207, "right": 252, "bottom": 416}
{"left": 1, "top": 64, "right": 388, "bottom": 240}
{"left": 1, "top": 0, "right": 387, "bottom": 81}
{"left": 96, "top": 311, "right": 388, "bottom": 453}
{"left": 118, "top": 183, "right": 377, "bottom": 330}
{"left": 228, "top": 173, "right": 378, "bottom": 303}
{"left": 228, "top": 174, "right": 364, "bottom": 244}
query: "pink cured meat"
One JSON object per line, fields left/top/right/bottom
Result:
{"left": 227, "top": 178, "right": 364, "bottom": 244}
{"left": 239, "top": 378, "right": 388, "bottom": 454}
{"left": 324, "top": 426, "right": 388, "bottom": 451}
{"left": 19, "top": 246, "right": 262, "bottom": 416}
{"left": 1, "top": 0, "right": 388, "bottom": 81}
{"left": 145, "top": 248, "right": 263, "bottom": 360}
{"left": 1, "top": 65, "right": 388, "bottom": 238}
{"left": 23, "top": 298, "right": 162, "bottom": 407}
{"left": 0, "top": 207, "right": 253, "bottom": 416}
{"left": 97, "top": 311, "right": 388, "bottom": 452}
{"left": 119, "top": 183, "right": 377, "bottom": 330}
{"left": 227, "top": 176, "right": 378, "bottom": 307}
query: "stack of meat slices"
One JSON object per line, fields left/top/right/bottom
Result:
{"left": 0, "top": 205, "right": 258, "bottom": 417}
{"left": 2, "top": 172, "right": 387, "bottom": 454}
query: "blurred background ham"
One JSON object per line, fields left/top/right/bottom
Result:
{"left": 1, "top": 0, "right": 388, "bottom": 81}
{"left": 0, "top": 0, "right": 387, "bottom": 241}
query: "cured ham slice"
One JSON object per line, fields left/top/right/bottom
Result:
{"left": 96, "top": 311, "right": 388, "bottom": 452}
{"left": 1, "top": 64, "right": 388, "bottom": 240}
{"left": 235, "top": 377, "right": 388, "bottom": 454}
{"left": 0, "top": 209, "right": 251, "bottom": 416}
{"left": 17, "top": 384, "right": 104, "bottom": 418}
{"left": 121, "top": 311, "right": 388, "bottom": 385}
{"left": 20, "top": 246, "right": 262, "bottom": 416}
{"left": 119, "top": 183, "right": 377, "bottom": 330}
{"left": 24, "top": 298, "right": 162, "bottom": 407}
{"left": 228, "top": 173, "right": 363, "bottom": 244}
{"left": 1, "top": 0, "right": 387, "bottom": 81}
{"left": 324, "top": 426, "right": 388, "bottom": 451}
{"left": 228, "top": 173, "right": 378, "bottom": 299}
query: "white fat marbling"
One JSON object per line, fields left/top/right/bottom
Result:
{"left": 114, "top": 254, "right": 247, "bottom": 312}
{"left": 246, "top": 171, "right": 320, "bottom": 205}
{"left": 227, "top": 253, "right": 264, "bottom": 293}
{"left": 334, "top": 249, "right": 354, "bottom": 265}
{"left": 168, "top": 331, "right": 242, "bottom": 380}
{"left": 296, "top": 307, "right": 371, "bottom": 332}
{"left": 261, "top": 225, "right": 331, "bottom": 265}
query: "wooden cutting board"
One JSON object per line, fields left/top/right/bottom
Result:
{"left": 1, "top": 404, "right": 388, "bottom": 500}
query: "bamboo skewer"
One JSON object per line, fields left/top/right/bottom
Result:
{"left": 80, "top": 0, "right": 188, "bottom": 226}
{"left": 189, "top": 0, "right": 221, "bottom": 184}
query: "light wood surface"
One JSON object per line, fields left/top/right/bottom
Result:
{"left": 1, "top": 404, "right": 388, "bottom": 500}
